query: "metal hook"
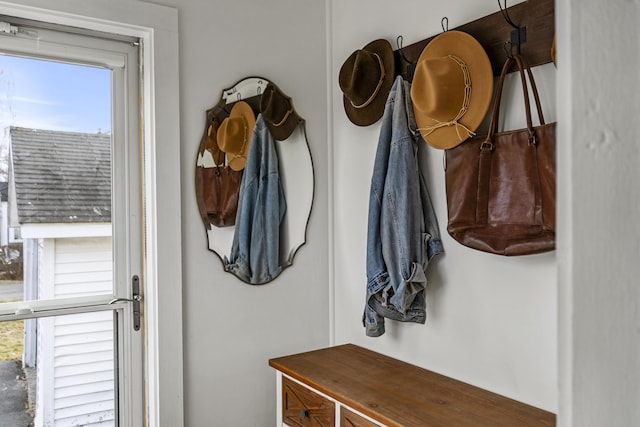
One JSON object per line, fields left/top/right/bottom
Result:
{"left": 396, "top": 35, "right": 416, "bottom": 80}
{"left": 498, "top": 0, "right": 526, "bottom": 55}
{"left": 441, "top": 17, "right": 449, "bottom": 33}
{"left": 396, "top": 35, "right": 411, "bottom": 63}
{"left": 498, "top": 0, "right": 518, "bottom": 29}
{"left": 503, "top": 41, "right": 515, "bottom": 59}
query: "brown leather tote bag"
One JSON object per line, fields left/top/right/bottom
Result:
{"left": 444, "top": 54, "right": 556, "bottom": 256}
{"left": 196, "top": 165, "right": 242, "bottom": 228}
{"left": 195, "top": 114, "right": 243, "bottom": 228}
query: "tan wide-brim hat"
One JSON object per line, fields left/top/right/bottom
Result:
{"left": 260, "top": 82, "right": 302, "bottom": 141}
{"left": 411, "top": 31, "right": 493, "bottom": 149}
{"left": 339, "top": 38, "right": 395, "bottom": 127}
{"left": 217, "top": 101, "right": 256, "bottom": 171}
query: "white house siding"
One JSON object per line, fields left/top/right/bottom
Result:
{"left": 1, "top": 200, "right": 8, "bottom": 246}
{"left": 53, "top": 238, "right": 112, "bottom": 298}
{"left": 35, "top": 237, "right": 115, "bottom": 427}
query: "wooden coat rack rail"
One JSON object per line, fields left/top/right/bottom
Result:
{"left": 394, "top": 0, "right": 554, "bottom": 80}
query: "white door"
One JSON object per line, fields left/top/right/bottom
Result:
{"left": 0, "top": 17, "right": 144, "bottom": 426}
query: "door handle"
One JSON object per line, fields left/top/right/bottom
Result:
{"left": 108, "top": 275, "right": 142, "bottom": 331}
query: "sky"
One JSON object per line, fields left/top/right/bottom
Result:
{"left": 0, "top": 53, "right": 111, "bottom": 179}
{"left": 0, "top": 53, "right": 111, "bottom": 135}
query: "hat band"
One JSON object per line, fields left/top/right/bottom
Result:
{"left": 350, "top": 53, "right": 386, "bottom": 109}
{"left": 237, "top": 124, "right": 248, "bottom": 154}
{"left": 272, "top": 108, "right": 293, "bottom": 127}
{"left": 419, "top": 55, "right": 475, "bottom": 140}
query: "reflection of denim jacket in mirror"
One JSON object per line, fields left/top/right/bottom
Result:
{"left": 224, "top": 114, "right": 286, "bottom": 284}
{"left": 363, "top": 76, "right": 444, "bottom": 337}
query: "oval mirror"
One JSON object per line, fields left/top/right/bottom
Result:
{"left": 195, "top": 77, "right": 314, "bottom": 284}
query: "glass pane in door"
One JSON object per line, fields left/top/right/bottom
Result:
{"left": 0, "top": 54, "right": 113, "bottom": 304}
{"left": 1, "top": 51, "right": 121, "bottom": 426}
{"left": 0, "top": 312, "right": 117, "bottom": 426}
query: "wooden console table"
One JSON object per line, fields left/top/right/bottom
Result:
{"left": 269, "top": 344, "right": 555, "bottom": 427}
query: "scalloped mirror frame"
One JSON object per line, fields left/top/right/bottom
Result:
{"left": 195, "top": 77, "right": 314, "bottom": 284}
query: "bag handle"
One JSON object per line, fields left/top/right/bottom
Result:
{"left": 484, "top": 56, "right": 513, "bottom": 145}
{"left": 475, "top": 58, "right": 513, "bottom": 222}
{"left": 475, "top": 55, "right": 547, "bottom": 224}
{"left": 486, "top": 54, "right": 546, "bottom": 145}
{"left": 517, "top": 54, "right": 546, "bottom": 126}
{"left": 512, "top": 54, "right": 546, "bottom": 135}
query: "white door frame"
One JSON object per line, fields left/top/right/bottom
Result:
{"left": 0, "top": 1, "right": 184, "bottom": 426}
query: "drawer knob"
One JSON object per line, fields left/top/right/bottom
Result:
{"left": 300, "top": 409, "right": 309, "bottom": 419}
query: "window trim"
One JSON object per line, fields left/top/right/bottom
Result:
{"left": 0, "top": 1, "right": 184, "bottom": 426}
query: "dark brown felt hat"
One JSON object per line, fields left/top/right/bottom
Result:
{"left": 339, "top": 39, "right": 395, "bottom": 126}
{"left": 260, "top": 83, "right": 302, "bottom": 141}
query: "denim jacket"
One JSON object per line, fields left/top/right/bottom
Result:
{"left": 224, "top": 114, "right": 287, "bottom": 284}
{"left": 363, "top": 76, "right": 444, "bottom": 337}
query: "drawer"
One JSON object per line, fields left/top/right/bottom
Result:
{"left": 282, "top": 376, "right": 335, "bottom": 426}
{"left": 340, "top": 407, "right": 379, "bottom": 427}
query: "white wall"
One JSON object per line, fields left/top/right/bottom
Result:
{"left": 148, "top": 0, "right": 332, "bottom": 425}
{"left": 162, "top": 0, "right": 558, "bottom": 422}
{"left": 557, "top": 0, "right": 640, "bottom": 426}
{"left": 330, "top": 0, "right": 557, "bottom": 412}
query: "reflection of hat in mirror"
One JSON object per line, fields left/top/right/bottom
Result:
{"left": 217, "top": 101, "right": 256, "bottom": 171}
{"left": 411, "top": 30, "right": 493, "bottom": 150}
{"left": 260, "top": 83, "right": 301, "bottom": 141}
{"left": 202, "top": 117, "right": 224, "bottom": 166}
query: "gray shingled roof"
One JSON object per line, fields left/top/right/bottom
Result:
{"left": 10, "top": 127, "right": 111, "bottom": 224}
